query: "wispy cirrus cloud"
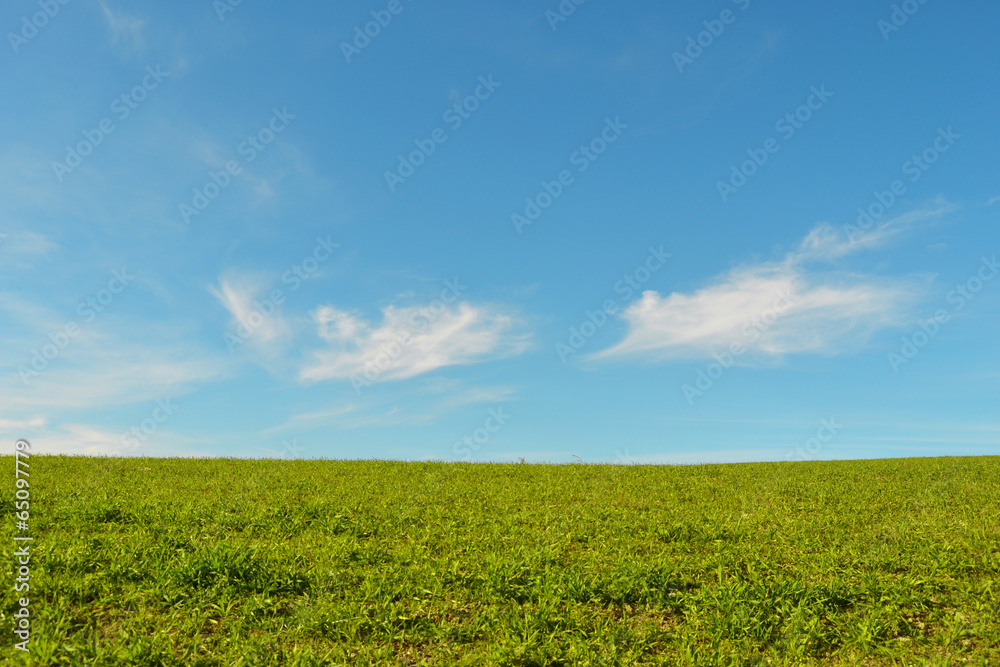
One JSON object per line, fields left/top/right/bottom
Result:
{"left": 807, "top": 199, "right": 956, "bottom": 260}
{"left": 99, "top": 0, "right": 147, "bottom": 56}
{"left": 209, "top": 272, "right": 292, "bottom": 353}
{"left": 299, "top": 301, "right": 531, "bottom": 383}
{"left": 2, "top": 340, "right": 228, "bottom": 412}
{"left": 0, "top": 228, "right": 58, "bottom": 270}
{"left": 261, "top": 379, "right": 516, "bottom": 441}
{"left": 0, "top": 417, "right": 46, "bottom": 431}
{"left": 0, "top": 420, "right": 201, "bottom": 457}
{"left": 0, "top": 229, "right": 56, "bottom": 257}
{"left": 0, "top": 290, "right": 231, "bottom": 413}
{"left": 592, "top": 205, "right": 951, "bottom": 363}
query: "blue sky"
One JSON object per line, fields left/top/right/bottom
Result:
{"left": 2, "top": 0, "right": 997, "bottom": 463}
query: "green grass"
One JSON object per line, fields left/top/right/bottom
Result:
{"left": 2, "top": 455, "right": 999, "bottom": 666}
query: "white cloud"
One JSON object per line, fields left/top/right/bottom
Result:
{"left": 3, "top": 341, "right": 228, "bottom": 411}
{"left": 300, "top": 301, "right": 530, "bottom": 383}
{"left": 419, "top": 378, "right": 518, "bottom": 409}
{"left": 0, "top": 225, "right": 59, "bottom": 271}
{"left": 262, "top": 379, "right": 517, "bottom": 438}
{"left": 184, "top": 127, "right": 320, "bottom": 208}
{"left": 592, "top": 208, "right": 946, "bottom": 363}
{"left": 0, "top": 145, "right": 57, "bottom": 213}
{"left": 0, "top": 293, "right": 231, "bottom": 412}
{"left": 0, "top": 229, "right": 56, "bottom": 259}
{"left": 0, "top": 417, "right": 46, "bottom": 430}
{"left": 210, "top": 273, "right": 292, "bottom": 353}
{"left": 10, "top": 422, "right": 124, "bottom": 456}
{"left": 260, "top": 405, "right": 358, "bottom": 436}
{"left": 802, "top": 200, "right": 956, "bottom": 261}
{"left": 99, "top": 0, "right": 147, "bottom": 54}
{"left": 0, "top": 421, "right": 200, "bottom": 457}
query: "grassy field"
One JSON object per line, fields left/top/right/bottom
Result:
{"left": 2, "top": 455, "right": 998, "bottom": 666}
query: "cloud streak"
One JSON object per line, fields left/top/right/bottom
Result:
{"left": 592, "top": 207, "right": 947, "bottom": 363}
{"left": 99, "top": 0, "right": 147, "bottom": 55}
{"left": 0, "top": 229, "right": 57, "bottom": 263}
{"left": 210, "top": 272, "right": 292, "bottom": 353}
